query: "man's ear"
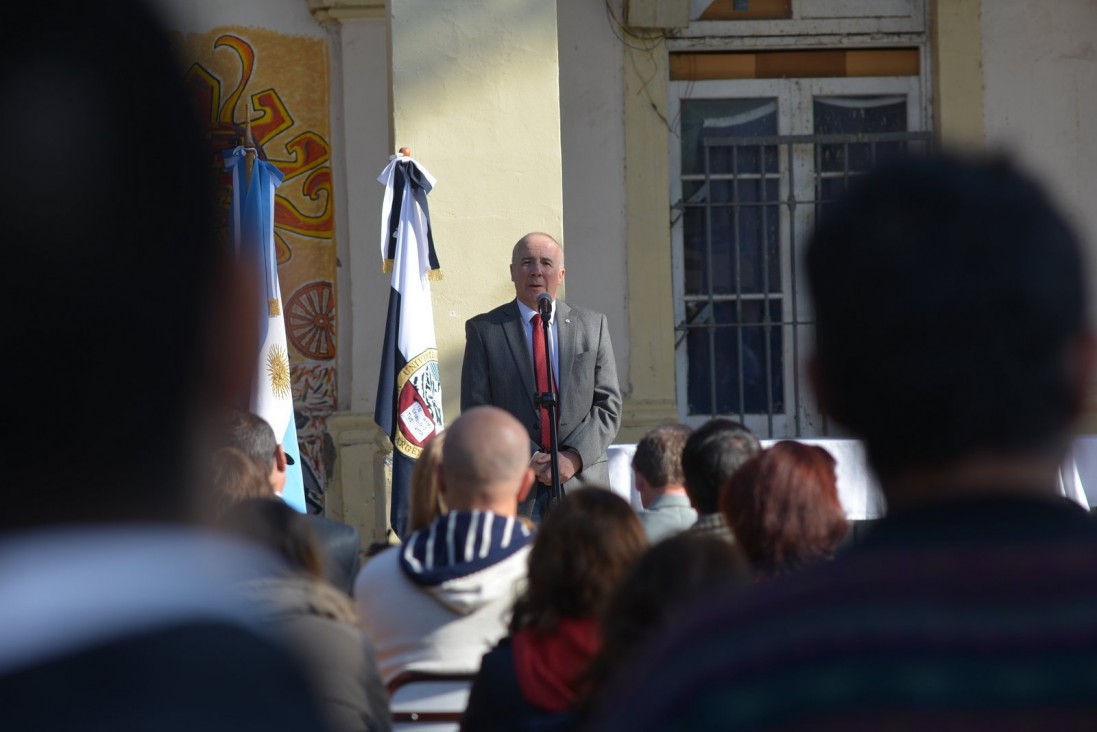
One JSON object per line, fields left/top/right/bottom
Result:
{"left": 273, "top": 444, "right": 288, "bottom": 473}
{"left": 516, "top": 467, "right": 535, "bottom": 503}
{"left": 633, "top": 470, "right": 651, "bottom": 509}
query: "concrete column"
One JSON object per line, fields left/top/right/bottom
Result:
{"left": 620, "top": 37, "right": 679, "bottom": 441}
{"left": 311, "top": 1, "right": 394, "bottom": 544}
{"left": 980, "top": 0, "right": 1097, "bottom": 429}
{"left": 929, "top": 0, "right": 985, "bottom": 150}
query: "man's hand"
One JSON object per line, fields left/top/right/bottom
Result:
{"left": 531, "top": 449, "right": 582, "bottom": 485}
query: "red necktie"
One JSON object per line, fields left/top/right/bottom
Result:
{"left": 531, "top": 313, "right": 552, "bottom": 451}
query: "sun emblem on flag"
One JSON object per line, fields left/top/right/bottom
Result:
{"left": 267, "top": 343, "right": 292, "bottom": 399}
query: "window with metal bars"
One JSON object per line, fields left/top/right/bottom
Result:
{"left": 672, "top": 87, "right": 930, "bottom": 438}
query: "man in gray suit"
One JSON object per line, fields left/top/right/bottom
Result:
{"left": 634, "top": 423, "right": 698, "bottom": 544}
{"left": 461, "top": 232, "right": 622, "bottom": 518}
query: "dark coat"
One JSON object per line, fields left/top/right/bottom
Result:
{"left": 240, "top": 575, "right": 390, "bottom": 732}
{"left": 461, "top": 639, "right": 577, "bottom": 732}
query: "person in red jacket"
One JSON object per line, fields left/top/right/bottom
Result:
{"left": 462, "top": 488, "right": 647, "bottom": 732}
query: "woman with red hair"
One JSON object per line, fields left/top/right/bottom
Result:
{"left": 719, "top": 441, "right": 848, "bottom": 577}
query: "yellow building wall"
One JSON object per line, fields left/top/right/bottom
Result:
{"left": 387, "top": 0, "right": 566, "bottom": 429}
{"left": 930, "top": 0, "right": 985, "bottom": 150}
{"left": 621, "top": 37, "right": 680, "bottom": 441}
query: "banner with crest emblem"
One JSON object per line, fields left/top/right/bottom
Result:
{"left": 225, "top": 145, "right": 306, "bottom": 512}
{"left": 376, "top": 152, "right": 444, "bottom": 539}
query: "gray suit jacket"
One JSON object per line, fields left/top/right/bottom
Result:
{"left": 461, "top": 299, "right": 622, "bottom": 488}
{"left": 638, "top": 493, "right": 699, "bottom": 545}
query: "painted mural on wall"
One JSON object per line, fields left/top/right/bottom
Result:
{"left": 173, "top": 28, "right": 337, "bottom": 488}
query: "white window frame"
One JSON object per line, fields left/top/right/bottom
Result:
{"left": 681, "top": 0, "right": 927, "bottom": 39}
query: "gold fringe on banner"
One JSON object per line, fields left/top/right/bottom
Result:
{"left": 382, "top": 261, "right": 442, "bottom": 280}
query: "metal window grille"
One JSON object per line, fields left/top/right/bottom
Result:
{"left": 675, "top": 130, "right": 933, "bottom": 438}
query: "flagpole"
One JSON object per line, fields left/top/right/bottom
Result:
{"left": 223, "top": 112, "right": 307, "bottom": 513}
{"left": 244, "top": 104, "right": 256, "bottom": 188}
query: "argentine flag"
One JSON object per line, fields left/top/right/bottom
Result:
{"left": 225, "top": 146, "right": 306, "bottom": 512}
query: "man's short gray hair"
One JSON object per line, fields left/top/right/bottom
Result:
{"left": 632, "top": 423, "right": 693, "bottom": 488}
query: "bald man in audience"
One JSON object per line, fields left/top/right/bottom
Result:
{"left": 633, "top": 423, "right": 697, "bottom": 544}
{"left": 354, "top": 406, "right": 535, "bottom": 685}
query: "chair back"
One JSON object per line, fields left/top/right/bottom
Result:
{"left": 388, "top": 671, "right": 475, "bottom": 732}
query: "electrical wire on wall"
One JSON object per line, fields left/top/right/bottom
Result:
{"left": 604, "top": 0, "right": 688, "bottom": 135}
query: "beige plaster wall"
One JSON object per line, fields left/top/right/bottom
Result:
{"left": 323, "top": 13, "right": 394, "bottom": 541}
{"left": 329, "top": 16, "right": 393, "bottom": 415}
{"left": 930, "top": 0, "right": 984, "bottom": 149}
{"left": 557, "top": 0, "right": 630, "bottom": 394}
{"left": 982, "top": 0, "right": 1097, "bottom": 260}
{"left": 620, "top": 35, "right": 680, "bottom": 440}
{"left": 981, "top": 0, "right": 1097, "bottom": 427}
{"left": 387, "top": 0, "right": 565, "bottom": 427}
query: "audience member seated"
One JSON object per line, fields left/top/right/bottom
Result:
{"left": 585, "top": 153, "right": 1097, "bottom": 730}
{"left": 222, "top": 499, "right": 391, "bottom": 732}
{"left": 720, "top": 441, "right": 848, "bottom": 578}
{"left": 577, "top": 533, "right": 749, "bottom": 717}
{"left": 409, "top": 431, "right": 448, "bottom": 533}
{"left": 355, "top": 406, "right": 535, "bottom": 685}
{"left": 680, "top": 419, "right": 760, "bottom": 542}
{"left": 462, "top": 488, "right": 648, "bottom": 732}
{"left": 0, "top": 1, "right": 329, "bottom": 728}
{"left": 632, "top": 424, "right": 697, "bottom": 543}
{"left": 221, "top": 408, "right": 362, "bottom": 596}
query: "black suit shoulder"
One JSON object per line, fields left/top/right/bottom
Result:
{"left": 306, "top": 515, "right": 362, "bottom": 597}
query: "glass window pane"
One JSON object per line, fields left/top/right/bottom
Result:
{"left": 680, "top": 99, "right": 782, "bottom": 301}
{"left": 682, "top": 206, "right": 706, "bottom": 295}
{"left": 814, "top": 96, "right": 907, "bottom": 173}
{"left": 680, "top": 98, "right": 778, "bottom": 175}
{"left": 685, "top": 299, "right": 784, "bottom": 416}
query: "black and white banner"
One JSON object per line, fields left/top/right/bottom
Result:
{"left": 375, "top": 152, "right": 443, "bottom": 539}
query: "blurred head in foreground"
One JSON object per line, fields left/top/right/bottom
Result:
{"left": 579, "top": 533, "right": 748, "bottom": 709}
{"left": 1, "top": 0, "right": 235, "bottom": 531}
{"left": 807, "top": 153, "right": 1092, "bottom": 504}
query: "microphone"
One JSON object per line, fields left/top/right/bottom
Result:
{"left": 537, "top": 293, "right": 553, "bottom": 318}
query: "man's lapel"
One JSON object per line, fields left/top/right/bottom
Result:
{"left": 502, "top": 301, "right": 536, "bottom": 410}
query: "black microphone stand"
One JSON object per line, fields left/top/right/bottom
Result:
{"left": 536, "top": 297, "right": 563, "bottom": 509}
